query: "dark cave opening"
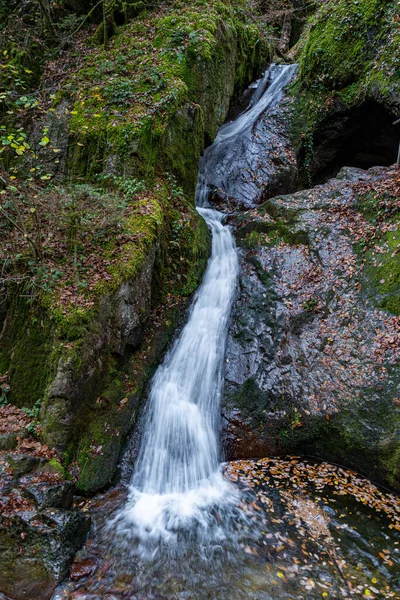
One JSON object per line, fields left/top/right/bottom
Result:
{"left": 304, "top": 101, "right": 399, "bottom": 184}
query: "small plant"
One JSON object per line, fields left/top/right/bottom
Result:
{"left": 22, "top": 399, "right": 41, "bottom": 434}
{"left": 291, "top": 408, "right": 303, "bottom": 430}
{"left": 100, "top": 174, "right": 146, "bottom": 197}
{"left": 103, "top": 78, "right": 133, "bottom": 105}
{"left": 26, "top": 421, "right": 37, "bottom": 434}
{"left": 22, "top": 398, "right": 41, "bottom": 419}
{"left": 303, "top": 297, "right": 317, "bottom": 311}
{"left": 22, "top": 400, "right": 41, "bottom": 435}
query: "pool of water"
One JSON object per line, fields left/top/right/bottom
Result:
{"left": 52, "top": 457, "right": 399, "bottom": 600}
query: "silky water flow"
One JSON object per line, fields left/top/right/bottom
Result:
{"left": 112, "top": 65, "right": 297, "bottom": 555}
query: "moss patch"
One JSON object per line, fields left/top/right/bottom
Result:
{"left": 0, "top": 295, "right": 60, "bottom": 408}
{"left": 289, "top": 0, "right": 400, "bottom": 184}
{"left": 362, "top": 224, "right": 400, "bottom": 315}
{"left": 299, "top": 0, "right": 385, "bottom": 90}
{"left": 64, "top": 0, "right": 270, "bottom": 187}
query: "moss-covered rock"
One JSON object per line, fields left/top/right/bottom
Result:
{"left": 64, "top": 0, "right": 270, "bottom": 191}
{"left": 299, "top": 0, "right": 386, "bottom": 90}
{"left": 0, "top": 177, "right": 210, "bottom": 495}
{"left": 0, "top": 0, "right": 270, "bottom": 495}
{"left": 0, "top": 505, "right": 90, "bottom": 600}
{"left": 0, "top": 295, "right": 60, "bottom": 408}
{"left": 287, "top": 0, "right": 400, "bottom": 185}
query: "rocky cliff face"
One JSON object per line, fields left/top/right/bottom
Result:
{"left": 213, "top": 0, "right": 400, "bottom": 491}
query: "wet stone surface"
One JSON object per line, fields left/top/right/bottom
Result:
{"left": 197, "top": 64, "right": 299, "bottom": 210}
{"left": 0, "top": 454, "right": 90, "bottom": 600}
{"left": 222, "top": 166, "right": 400, "bottom": 489}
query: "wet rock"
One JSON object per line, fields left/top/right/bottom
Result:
{"left": 23, "top": 480, "right": 75, "bottom": 509}
{"left": 0, "top": 475, "right": 15, "bottom": 496}
{"left": 223, "top": 166, "right": 400, "bottom": 490}
{"left": 0, "top": 430, "right": 25, "bottom": 451}
{"left": 68, "top": 592, "right": 95, "bottom": 600}
{"left": 0, "top": 508, "right": 90, "bottom": 600}
{"left": 5, "top": 453, "right": 45, "bottom": 477}
{"left": 197, "top": 64, "right": 298, "bottom": 209}
{"left": 70, "top": 557, "right": 98, "bottom": 581}
{"left": 0, "top": 458, "right": 15, "bottom": 495}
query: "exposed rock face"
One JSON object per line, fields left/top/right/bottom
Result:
{"left": 214, "top": 0, "right": 400, "bottom": 486}
{"left": 41, "top": 247, "right": 156, "bottom": 452}
{"left": 0, "top": 508, "right": 90, "bottom": 600}
{"left": 197, "top": 64, "right": 298, "bottom": 209}
{"left": 222, "top": 166, "right": 400, "bottom": 489}
{"left": 0, "top": 456, "right": 90, "bottom": 600}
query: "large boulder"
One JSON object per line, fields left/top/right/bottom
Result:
{"left": 223, "top": 166, "right": 400, "bottom": 490}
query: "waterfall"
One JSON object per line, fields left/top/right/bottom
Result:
{"left": 114, "top": 207, "right": 239, "bottom": 550}
{"left": 196, "top": 63, "right": 298, "bottom": 207}
{"left": 114, "top": 64, "right": 297, "bottom": 553}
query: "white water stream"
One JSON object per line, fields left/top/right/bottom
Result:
{"left": 116, "top": 208, "right": 239, "bottom": 547}
{"left": 115, "top": 65, "right": 296, "bottom": 552}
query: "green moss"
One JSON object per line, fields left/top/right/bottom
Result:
{"left": 290, "top": 0, "right": 400, "bottom": 184}
{"left": 362, "top": 224, "right": 400, "bottom": 315}
{"left": 385, "top": 445, "right": 400, "bottom": 488}
{"left": 45, "top": 458, "right": 66, "bottom": 478}
{"left": 74, "top": 404, "right": 128, "bottom": 493}
{"left": 65, "top": 0, "right": 268, "bottom": 184}
{"left": 0, "top": 295, "right": 60, "bottom": 408}
{"left": 299, "top": 0, "right": 386, "bottom": 90}
{"left": 1, "top": 0, "right": 266, "bottom": 494}
{"left": 238, "top": 208, "right": 308, "bottom": 250}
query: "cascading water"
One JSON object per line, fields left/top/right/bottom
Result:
{"left": 196, "top": 63, "right": 298, "bottom": 207}
{"left": 115, "top": 208, "right": 239, "bottom": 549}
{"left": 114, "top": 64, "right": 298, "bottom": 553}
{"left": 52, "top": 63, "right": 400, "bottom": 600}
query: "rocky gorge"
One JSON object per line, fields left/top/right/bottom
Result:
{"left": 0, "top": 0, "right": 399, "bottom": 598}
